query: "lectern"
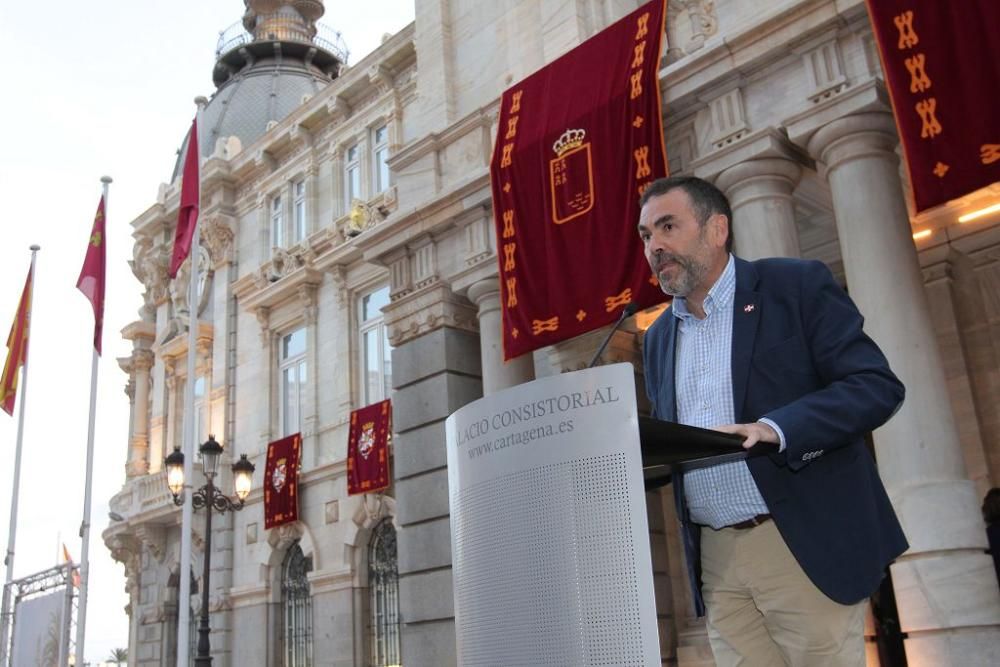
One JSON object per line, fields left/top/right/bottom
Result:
{"left": 445, "top": 363, "right": 743, "bottom": 666}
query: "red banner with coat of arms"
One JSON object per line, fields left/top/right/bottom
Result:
{"left": 490, "top": 0, "right": 668, "bottom": 360}
{"left": 265, "top": 433, "right": 301, "bottom": 529}
{"left": 347, "top": 399, "right": 391, "bottom": 496}
{"left": 865, "top": 0, "right": 1000, "bottom": 212}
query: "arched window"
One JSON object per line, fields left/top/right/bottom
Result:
{"left": 282, "top": 542, "right": 312, "bottom": 667}
{"left": 368, "top": 519, "right": 401, "bottom": 666}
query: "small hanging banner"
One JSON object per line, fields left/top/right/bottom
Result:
{"left": 347, "top": 399, "right": 392, "bottom": 496}
{"left": 264, "top": 433, "right": 302, "bottom": 529}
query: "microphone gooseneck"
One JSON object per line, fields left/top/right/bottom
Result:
{"left": 587, "top": 302, "right": 639, "bottom": 368}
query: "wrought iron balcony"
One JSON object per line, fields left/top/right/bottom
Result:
{"left": 216, "top": 19, "right": 349, "bottom": 64}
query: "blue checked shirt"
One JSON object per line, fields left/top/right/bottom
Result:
{"left": 673, "top": 255, "right": 770, "bottom": 529}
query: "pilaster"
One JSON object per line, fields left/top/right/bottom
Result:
{"left": 383, "top": 279, "right": 482, "bottom": 667}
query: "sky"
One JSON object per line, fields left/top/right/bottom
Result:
{"left": 0, "top": 1, "right": 415, "bottom": 662}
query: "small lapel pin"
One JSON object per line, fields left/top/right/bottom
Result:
{"left": 744, "top": 304, "right": 755, "bottom": 313}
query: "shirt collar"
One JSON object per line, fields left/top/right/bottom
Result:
{"left": 672, "top": 254, "right": 736, "bottom": 323}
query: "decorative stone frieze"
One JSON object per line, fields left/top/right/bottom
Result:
{"left": 411, "top": 236, "right": 439, "bottom": 290}
{"left": 382, "top": 283, "right": 478, "bottom": 347}
{"left": 800, "top": 37, "right": 849, "bottom": 105}
{"left": 707, "top": 88, "right": 750, "bottom": 151}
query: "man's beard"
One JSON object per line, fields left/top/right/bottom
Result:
{"left": 656, "top": 251, "right": 708, "bottom": 297}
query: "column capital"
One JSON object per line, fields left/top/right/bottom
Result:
{"left": 132, "top": 349, "right": 155, "bottom": 373}
{"left": 806, "top": 112, "right": 899, "bottom": 175}
{"left": 466, "top": 277, "right": 502, "bottom": 317}
{"left": 715, "top": 158, "right": 802, "bottom": 205}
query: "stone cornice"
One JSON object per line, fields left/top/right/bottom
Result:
{"left": 307, "top": 566, "right": 355, "bottom": 594}
{"left": 356, "top": 176, "right": 492, "bottom": 264}
{"left": 152, "top": 321, "right": 215, "bottom": 362}
{"left": 387, "top": 102, "right": 498, "bottom": 173}
{"left": 233, "top": 266, "right": 324, "bottom": 314}
{"left": 229, "top": 583, "right": 270, "bottom": 608}
{"left": 691, "top": 127, "right": 813, "bottom": 180}
{"left": 122, "top": 320, "right": 156, "bottom": 343}
{"left": 784, "top": 79, "right": 891, "bottom": 148}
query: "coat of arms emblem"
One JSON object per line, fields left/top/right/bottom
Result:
{"left": 359, "top": 421, "right": 376, "bottom": 459}
{"left": 271, "top": 458, "right": 287, "bottom": 493}
{"left": 549, "top": 128, "right": 594, "bottom": 224}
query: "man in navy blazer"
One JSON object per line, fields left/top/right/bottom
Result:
{"left": 638, "top": 176, "right": 907, "bottom": 665}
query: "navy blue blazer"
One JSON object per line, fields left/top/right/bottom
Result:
{"left": 642, "top": 257, "right": 908, "bottom": 616}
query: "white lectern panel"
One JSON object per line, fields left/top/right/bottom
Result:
{"left": 447, "top": 363, "right": 658, "bottom": 666}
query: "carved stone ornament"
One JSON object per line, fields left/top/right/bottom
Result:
{"left": 269, "top": 245, "right": 306, "bottom": 280}
{"left": 169, "top": 246, "right": 213, "bottom": 323}
{"left": 131, "top": 236, "right": 171, "bottom": 308}
{"left": 134, "top": 525, "right": 166, "bottom": 563}
{"left": 267, "top": 521, "right": 304, "bottom": 552}
{"left": 666, "top": 0, "right": 719, "bottom": 62}
{"left": 201, "top": 215, "right": 236, "bottom": 266}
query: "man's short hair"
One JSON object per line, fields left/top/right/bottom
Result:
{"left": 639, "top": 176, "right": 734, "bottom": 252}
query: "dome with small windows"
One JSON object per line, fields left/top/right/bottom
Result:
{"left": 170, "top": 0, "right": 349, "bottom": 181}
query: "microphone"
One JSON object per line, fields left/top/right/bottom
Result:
{"left": 587, "top": 302, "right": 639, "bottom": 368}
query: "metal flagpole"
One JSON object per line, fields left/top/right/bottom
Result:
{"left": 74, "top": 175, "right": 112, "bottom": 667}
{"left": 177, "top": 96, "right": 207, "bottom": 667}
{"left": 0, "top": 244, "right": 40, "bottom": 667}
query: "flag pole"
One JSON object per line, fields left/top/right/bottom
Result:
{"left": 177, "top": 96, "right": 207, "bottom": 667}
{"left": 0, "top": 245, "right": 40, "bottom": 667}
{"left": 74, "top": 175, "right": 111, "bottom": 667}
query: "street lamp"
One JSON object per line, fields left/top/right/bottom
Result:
{"left": 165, "top": 435, "right": 255, "bottom": 666}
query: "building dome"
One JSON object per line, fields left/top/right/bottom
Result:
{"left": 171, "top": 0, "right": 348, "bottom": 181}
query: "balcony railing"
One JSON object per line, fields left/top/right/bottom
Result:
{"left": 216, "top": 19, "right": 350, "bottom": 64}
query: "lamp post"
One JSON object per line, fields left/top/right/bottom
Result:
{"left": 166, "top": 436, "right": 254, "bottom": 666}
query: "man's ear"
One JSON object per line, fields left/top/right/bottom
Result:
{"left": 708, "top": 213, "right": 729, "bottom": 249}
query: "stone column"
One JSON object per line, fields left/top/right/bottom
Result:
{"left": 383, "top": 283, "right": 481, "bottom": 667}
{"left": 715, "top": 158, "right": 802, "bottom": 259}
{"left": 807, "top": 112, "right": 1000, "bottom": 666}
{"left": 128, "top": 350, "right": 154, "bottom": 477}
{"left": 466, "top": 278, "right": 534, "bottom": 394}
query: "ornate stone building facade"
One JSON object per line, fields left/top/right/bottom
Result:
{"left": 105, "top": 0, "right": 1000, "bottom": 665}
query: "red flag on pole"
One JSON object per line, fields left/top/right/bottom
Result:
{"left": 264, "top": 433, "right": 302, "bottom": 529}
{"left": 347, "top": 399, "right": 392, "bottom": 495}
{"left": 169, "top": 118, "right": 199, "bottom": 278}
{"left": 1, "top": 264, "right": 33, "bottom": 416}
{"left": 76, "top": 196, "right": 106, "bottom": 355}
{"left": 490, "top": 0, "right": 669, "bottom": 359}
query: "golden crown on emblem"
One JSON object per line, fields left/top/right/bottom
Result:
{"left": 552, "top": 128, "right": 587, "bottom": 157}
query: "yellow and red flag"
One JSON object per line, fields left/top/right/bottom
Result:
{"left": 1, "top": 263, "right": 34, "bottom": 416}
{"left": 61, "top": 543, "right": 81, "bottom": 588}
{"left": 347, "top": 399, "right": 391, "bottom": 495}
{"left": 264, "top": 433, "right": 302, "bottom": 529}
{"left": 77, "top": 196, "right": 107, "bottom": 355}
{"left": 490, "top": 0, "right": 668, "bottom": 360}
{"left": 169, "top": 118, "right": 200, "bottom": 278}
{"left": 865, "top": 0, "right": 1000, "bottom": 212}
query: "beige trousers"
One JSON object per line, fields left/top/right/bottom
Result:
{"left": 700, "top": 519, "right": 866, "bottom": 667}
